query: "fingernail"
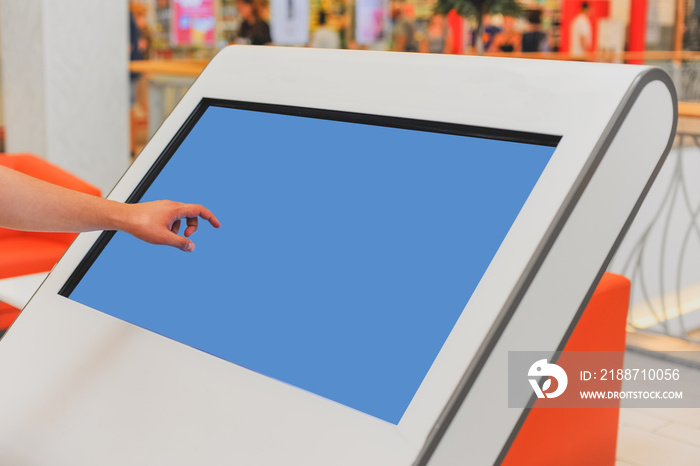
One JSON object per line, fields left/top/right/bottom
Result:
{"left": 185, "top": 242, "right": 194, "bottom": 252}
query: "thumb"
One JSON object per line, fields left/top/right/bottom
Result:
{"left": 180, "top": 237, "right": 195, "bottom": 252}
{"left": 165, "top": 231, "right": 195, "bottom": 252}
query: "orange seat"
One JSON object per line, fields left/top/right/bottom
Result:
{"left": 502, "top": 272, "right": 630, "bottom": 466}
{"left": 0, "top": 302, "right": 20, "bottom": 330}
{"left": 0, "top": 234, "right": 78, "bottom": 280}
{"left": 0, "top": 153, "right": 101, "bottom": 330}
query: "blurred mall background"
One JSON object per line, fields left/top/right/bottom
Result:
{"left": 1, "top": 1, "right": 700, "bottom": 465}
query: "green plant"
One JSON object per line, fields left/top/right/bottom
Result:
{"left": 435, "top": 0, "right": 523, "bottom": 53}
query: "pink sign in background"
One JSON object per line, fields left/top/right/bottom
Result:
{"left": 172, "top": 0, "right": 215, "bottom": 46}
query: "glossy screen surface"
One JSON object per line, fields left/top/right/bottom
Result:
{"left": 68, "top": 105, "right": 555, "bottom": 424}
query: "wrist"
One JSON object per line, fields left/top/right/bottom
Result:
{"left": 105, "top": 200, "right": 132, "bottom": 233}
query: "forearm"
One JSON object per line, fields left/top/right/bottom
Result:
{"left": 1, "top": 165, "right": 220, "bottom": 252}
{"left": 0, "top": 165, "right": 126, "bottom": 233}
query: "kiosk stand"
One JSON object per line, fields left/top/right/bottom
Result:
{"left": 0, "top": 47, "right": 676, "bottom": 465}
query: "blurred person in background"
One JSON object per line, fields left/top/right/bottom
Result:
{"left": 129, "top": 2, "right": 146, "bottom": 106}
{"left": 390, "top": 1, "right": 418, "bottom": 52}
{"left": 488, "top": 15, "right": 520, "bottom": 53}
{"left": 472, "top": 14, "right": 501, "bottom": 53}
{"left": 235, "top": 0, "right": 272, "bottom": 45}
{"left": 132, "top": 3, "right": 152, "bottom": 59}
{"left": 332, "top": 0, "right": 350, "bottom": 49}
{"left": 129, "top": 1, "right": 152, "bottom": 156}
{"left": 310, "top": 11, "right": 340, "bottom": 48}
{"left": 570, "top": 1, "right": 592, "bottom": 55}
{"left": 420, "top": 14, "right": 453, "bottom": 54}
{"left": 521, "top": 9, "right": 549, "bottom": 52}
{"left": 129, "top": 2, "right": 150, "bottom": 60}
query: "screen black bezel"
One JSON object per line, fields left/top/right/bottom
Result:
{"left": 59, "top": 98, "right": 560, "bottom": 297}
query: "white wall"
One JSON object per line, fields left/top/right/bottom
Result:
{"left": 610, "top": 0, "right": 631, "bottom": 25}
{"left": 609, "top": 0, "right": 677, "bottom": 30}
{"left": 0, "top": 0, "right": 130, "bottom": 194}
{"left": 655, "top": 0, "right": 676, "bottom": 27}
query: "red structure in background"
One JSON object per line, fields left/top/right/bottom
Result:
{"left": 447, "top": 10, "right": 463, "bottom": 54}
{"left": 560, "top": 0, "right": 648, "bottom": 63}
{"left": 560, "top": 0, "right": 610, "bottom": 53}
{"left": 627, "top": 0, "right": 648, "bottom": 64}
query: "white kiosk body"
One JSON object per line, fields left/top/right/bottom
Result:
{"left": 0, "top": 47, "right": 676, "bottom": 465}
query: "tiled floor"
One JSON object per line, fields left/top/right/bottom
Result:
{"left": 616, "top": 351, "right": 700, "bottom": 466}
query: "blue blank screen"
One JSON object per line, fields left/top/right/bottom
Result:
{"left": 69, "top": 106, "right": 554, "bottom": 424}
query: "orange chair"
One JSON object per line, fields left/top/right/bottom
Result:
{"left": 0, "top": 153, "right": 101, "bottom": 331}
{"left": 502, "top": 272, "right": 630, "bottom": 466}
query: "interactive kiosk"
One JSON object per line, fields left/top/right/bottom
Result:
{"left": 0, "top": 47, "right": 677, "bottom": 465}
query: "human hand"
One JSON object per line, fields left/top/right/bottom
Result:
{"left": 120, "top": 200, "right": 221, "bottom": 252}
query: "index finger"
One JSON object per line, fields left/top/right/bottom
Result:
{"left": 179, "top": 204, "right": 221, "bottom": 229}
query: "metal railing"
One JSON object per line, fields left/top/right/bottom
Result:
{"left": 654, "top": 60, "right": 700, "bottom": 102}
{"left": 613, "top": 132, "right": 700, "bottom": 343}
